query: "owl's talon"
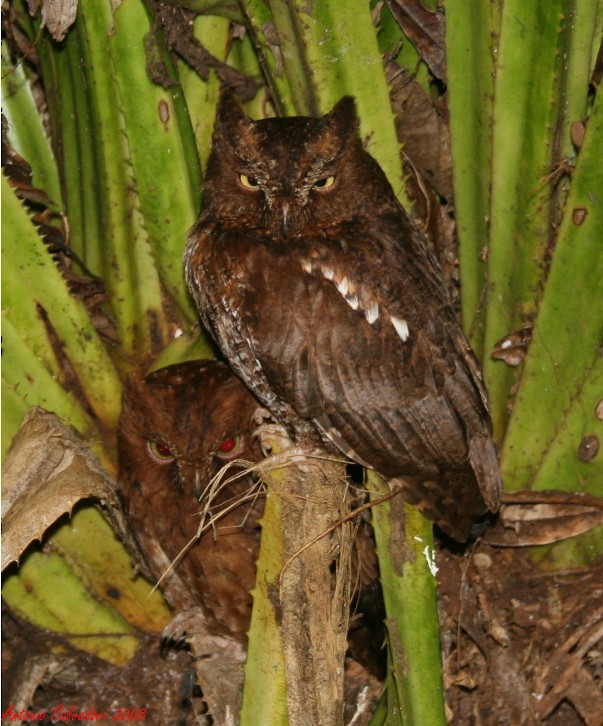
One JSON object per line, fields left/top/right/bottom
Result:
{"left": 250, "top": 406, "right": 273, "bottom": 429}
{"left": 251, "top": 421, "right": 292, "bottom": 457}
{"left": 250, "top": 407, "right": 292, "bottom": 456}
{"left": 161, "top": 629, "right": 188, "bottom": 653}
{"left": 161, "top": 608, "right": 204, "bottom": 649}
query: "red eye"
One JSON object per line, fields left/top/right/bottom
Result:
{"left": 148, "top": 440, "right": 175, "bottom": 463}
{"left": 216, "top": 435, "right": 242, "bottom": 459}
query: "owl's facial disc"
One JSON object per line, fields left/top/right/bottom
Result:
{"left": 254, "top": 172, "right": 339, "bottom": 238}
{"left": 236, "top": 170, "right": 295, "bottom": 237}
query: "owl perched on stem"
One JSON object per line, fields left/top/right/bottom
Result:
{"left": 185, "top": 95, "right": 501, "bottom": 541}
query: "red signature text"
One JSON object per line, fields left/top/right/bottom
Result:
{"left": 1, "top": 706, "right": 147, "bottom": 722}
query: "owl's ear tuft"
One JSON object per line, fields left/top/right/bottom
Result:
{"left": 215, "top": 91, "right": 256, "bottom": 144}
{"left": 324, "top": 96, "right": 360, "bottom": 138}
{"left": 121, "top": 371, "right": 145, "bottom": 406}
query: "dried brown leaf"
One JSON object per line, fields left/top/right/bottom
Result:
{"left": 482, "top": 490, "right": 603, "bottom": 547}
{"left": 41, "top": 0, "right": 79, "bottom": 42}
{"left": 145, "top": 0, "right": 260, "bottom": 100}
{"left": 1, "top": 408, "right": 119, "bottom": 570}
{"left": 535, "top": 616, "right": 603, "bottom": 721}
{"left": 387, "top": 61, "right": 453, "bottom": 200}
{"left": 384, "top": 0, "right": 446, "bottom": 81}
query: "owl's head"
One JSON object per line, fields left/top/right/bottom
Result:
{"left": 118, "top": 360, "right": 262, "bottom": 502}
{"left": 202, "top": 94, "right": 393, "bottom": 238}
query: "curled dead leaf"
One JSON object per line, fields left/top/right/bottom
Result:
{"left": 1, "top": 408, "right": 124, "bottom": 570}
{"left": 481, "top": 490, "right": 603, "bottom": 547}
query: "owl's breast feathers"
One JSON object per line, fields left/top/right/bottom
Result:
{"left": 186, "top": 212, "right": 501, "bottom": 540}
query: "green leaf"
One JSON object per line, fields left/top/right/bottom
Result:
{"left": 110, "top": 0, "right": 202, "bottom": 325}
{"left": 501, "top": 88, "right": 603, "bottom": 494}
{"left": 50, "top": 507, "right": 171, "bottom": 633}
{"left": 241, "top": 491, "right": 288, "bottom": 725}
{"left": 1, "top": 317, "right": 97, "bottom": 460}
{"left": 32, "top": 1, "right": 198, "bottom": 361}
{"left": 1, "top": 174, "right": 122, "bottom": 454}
{"left": 73, "top": 2, "right": 173, "bottom": 358}
{"left": 2, "top": 548, "right": 140, "bottom": 666}
{"left": 1, "top": 41, "right": 63, "bottom": 206}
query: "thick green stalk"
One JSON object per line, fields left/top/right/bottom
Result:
{"left": 32, "top": 23, "right": 102, "bottom": 265}
{"left": 75, "top": 2, "right": 172, "bottom": 360}
{"left": 179, "top": 14, "right": 232, "bottom": 164}
{"left": 165, "top": 0, "right": 243, "bottom": 20}
{"left": 241, "top": 490, "right": 288, "bottom": 725}
{"left": 556, "top": 0, "right": 602, "bottom": 164}
{"left": 445, "top": 0, "right": 498, "bottom": 354}
{"left": 30, "top": 0, "right": 198, "bottom": 362}
{"left": 483, "top": 0, "right": 566, "bottom": 439}
{"left": 242, "top": 438, "right": 351, "bottom": 724}
{"left": 262, "top": 0, "right": 316, "bottom": 115}
{"left": 369, "top": 474, "right": 446, "bottom": 726}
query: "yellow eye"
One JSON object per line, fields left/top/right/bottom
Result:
{"left": 314, "top": 176, "right": 335, "bottom": 190}
{"left": 147, "top": 440, "right": 175, "bottom": 463}
{"left": 239, "top": 173, "right": 260, "bottom": 189}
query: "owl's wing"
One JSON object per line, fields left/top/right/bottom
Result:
{"left": 237, "top": 222, "right": 500, "bottom": 540}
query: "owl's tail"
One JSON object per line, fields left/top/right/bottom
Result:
{"left": 389, "top": 437, "right": 501, "bottom": 543}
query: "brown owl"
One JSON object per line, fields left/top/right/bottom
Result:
{"left": 185, "top": 95, "right": 502, "bottom": 542}
{"left": 117, "top": 359, "right": 264, "bottom": 640}
{"left": 118, "top": 358, "right": 385, "bottom": 706}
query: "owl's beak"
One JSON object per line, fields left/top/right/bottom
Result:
{"left": 280, "top": 201, "right": 291, "bottom": 238}
{"left": 193, "top": 468, "right": 204, "bottom": 499}
{"left": 177, "top": 462, "right": 212, "bottom": 500}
